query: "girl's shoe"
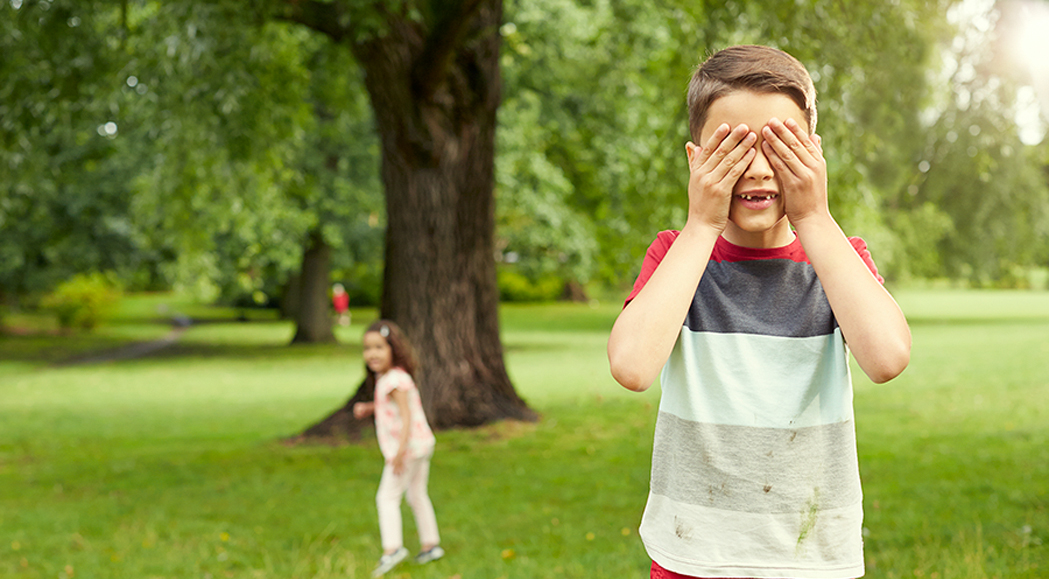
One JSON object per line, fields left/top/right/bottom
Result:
{"left": 414, "top": 545, "right": 445, "bottom": 564}
{"left": 371, "top": 547, "right": 408, "bottom": 577}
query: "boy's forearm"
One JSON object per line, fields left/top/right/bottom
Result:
{"left": 608, "top": 222, "right": 721, "bottom": 391}
{"left": 793, "top": 214, "right": 911, "bottom": 383}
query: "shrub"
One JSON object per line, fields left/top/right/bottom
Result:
{"left": 497, "top": 269, "right": 564, "bottom": 302}
{"left": 40, "top": 272, "right": 122, "bottom": 330}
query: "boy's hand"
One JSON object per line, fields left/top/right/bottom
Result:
{"left": 761, "top": 117, "right": 828, "bottom": 225}
{"left": 685, "top": 123, "right": 757, "bottom": 232}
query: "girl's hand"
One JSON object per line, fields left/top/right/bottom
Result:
{"left": 761, "top": 117, "right": 828, "bottom": 225}
{"left": 353, "top": 402, "right": 374, "bottom": 419}
{"left": 392, "top": 450, "right": 407, "bottom": 475}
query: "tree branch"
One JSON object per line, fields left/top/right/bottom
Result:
{"left": 412, "top": 0, "right": 490, "bottom": 100}
{"left": 278, "top": 0, "right": 353, "bottom": 42}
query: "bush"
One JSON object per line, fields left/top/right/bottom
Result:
{"left": 497, "top": 269, "right": 564, "bottom": 302}
{"left": 40, "top": 272, "right": 122, "bottom": 330}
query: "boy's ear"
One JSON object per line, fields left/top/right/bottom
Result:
{"left": 686, "top": 141, "right": 697, "bottom": 166}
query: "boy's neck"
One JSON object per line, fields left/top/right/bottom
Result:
{"left": 720, "top": 220, "right": 796, "bottom": 249}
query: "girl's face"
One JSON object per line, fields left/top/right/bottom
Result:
{"left": 363, "top": 331, "right": 394, "bottom": 375}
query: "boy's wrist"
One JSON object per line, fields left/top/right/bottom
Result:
{"left": 681, "top": 217, "right": 726, "bottom": 241}
{"left": 789, "top": 210, "right": 836, "bottom": 236}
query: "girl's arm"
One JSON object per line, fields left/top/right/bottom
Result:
{"left": 389, "top": 388, "right": 412, "bottom": 474}
{"left": 352, "top": 401, "right": 375, "bottom": 419}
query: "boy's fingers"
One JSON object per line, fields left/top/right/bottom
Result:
{"left": 703, "top": 125, "right": 755, "bottom": 177}
{"left": 761, "top": 141, "right": 789, "bottom": 174}
{"left": 711, "top": 131, "right": 756, "bottom": 181}
{"left": 692, "top": 123, "right": 732, "bottom": 169}
{"left": 767, "top": 118, "right": 820, "bottom": 165}
{"left": 723, "top": 147, "right": 757, "bottom": 183}
{"left": 762, "top": 122, "right": 808, "bottom": 172}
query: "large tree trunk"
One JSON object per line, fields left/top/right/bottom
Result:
{"left": 366, "top": 2, "right": 534, "bottom": 428}
{"left": 290, "top": 230, "right": 336, "bottom": 344}
{"left": 285, "top": 0, "right": 535, "bottom": 435}
{"left": 279, "top": 272, "right": 301, "bottom": 321}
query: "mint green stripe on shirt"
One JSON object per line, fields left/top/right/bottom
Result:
{"left": 659, "top": 327, "right": 853, "bottom": 429}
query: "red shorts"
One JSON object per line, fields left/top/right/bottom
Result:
{"left": 650, "top": 560, "right": 753, "bottom": 579}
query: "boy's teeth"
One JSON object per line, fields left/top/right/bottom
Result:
{"left": 740, "top": 194, "right": 774, "bottom": 200}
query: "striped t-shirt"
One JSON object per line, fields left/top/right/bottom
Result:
{"left": 626, "top": 232, "right": 882, "bottom": 579}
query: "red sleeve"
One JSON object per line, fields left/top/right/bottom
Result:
{"left": 849, "top": 237, "right": 884, "bottom": 284}
{"left": 624, "top": 233, "right": 882, "bottom": 307}
{"left": 624, "top": 231, "right": 680, "bottom": 307}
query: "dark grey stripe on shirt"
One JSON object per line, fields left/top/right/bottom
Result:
{"left": 649, "top": 411, "right": 862, "bottom": 514}
{"left": 685, "top": 259, "right": 837, "bottom": 337}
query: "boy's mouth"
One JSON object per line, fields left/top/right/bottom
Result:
{"left": 735, "top": 192, "right": 779, "bottom": 210}
{"left": 737, "top": 193, "right": 777, "bottom": 201}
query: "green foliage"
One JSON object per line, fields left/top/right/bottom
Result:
{"left": 4, "top": 0, "right": 1048, "bottom": 313}
{"left": 887, "top": 202, "right": 955, "bottom": 281}
{"left": 907, "top": 78, "right": 1049, "bottom": 284}
{"left": 0, "top": 0, "right": 141, "bottom": 298}
{"left": 118, "top": 2, "right": 383, "bottom": 305}
{"left": 120, "top": 4, "right": 319, "bottom": 301}
{"left": 39, "top": 272, "right": 122, "bottom": 330}
{"left": 335, "top": 262, "right": 382, "bottom": 307}
{"left": 498, "top": 0, "right": 967, "bottom": 287}
{"left": 497, "top": 267, "right": 565, "bottom": 302}
{"left": 500, "top": 0, "right": 693, "bottom": 286}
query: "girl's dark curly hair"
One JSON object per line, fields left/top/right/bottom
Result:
{"left": 363, "top": 319, "right": 418, "bottom": 393}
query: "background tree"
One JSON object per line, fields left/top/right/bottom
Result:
{"left": 5, "top": 0, "right": 1048, "bottom": 435}
{"left": 123, "top": 3, "right": 384, "bottom": 344}
{"left": 900, "top": 0, "right": 1049, "bottom": 285}
{"left": 0, "top": 0, "right": 139, "bottom": 323}
{"left": 280, "top": 0, "right": 536, "bottom": 432}
{"left": 495, "top": 0, "right": 961, "bottom": 289}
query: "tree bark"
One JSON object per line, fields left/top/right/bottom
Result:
{"left": 280, "top": 272, "right": 301, "bottom": 320}
{"left": 285, "top": 0, "right": 536, "bottom": 435}
{"left": 290, "top": 230, "right": 336, "bottom": 344}
{"left": 291, "top": 375, "right": 375, "bottom": 442}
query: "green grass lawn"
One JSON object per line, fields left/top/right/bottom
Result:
{"left": 1, "top": 290, "right": 1046, "bottom": 578}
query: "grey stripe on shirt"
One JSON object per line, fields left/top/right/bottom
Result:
{"left": 686, "top": 259, "right": 837, "bottom": 338}
{"left": 649, "top": 411, "right": 862, "bottom": 514}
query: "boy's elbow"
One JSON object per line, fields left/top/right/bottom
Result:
{"left": 608, "top": 348, "right": 653, "bottom": 393}
{"left": 612, "top": 368, "right": 652, "bottom": 392}
{"left": 865, "top": 340, "right": 911, "bottom": 384}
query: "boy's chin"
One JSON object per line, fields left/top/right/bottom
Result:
{"left": 723, "top": 215, "right": 793, "bottom": 247}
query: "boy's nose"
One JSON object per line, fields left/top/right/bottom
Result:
{"left": 744, "top": 144, "right": 775, "bottom": 181}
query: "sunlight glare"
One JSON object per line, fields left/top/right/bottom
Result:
{"left": 1014, "top": 2, "right": 1049, "bottom": 58}
{"left": 1008, "top": 0, "right": 1049, "bottom": 144}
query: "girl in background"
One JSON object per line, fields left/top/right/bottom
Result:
{"left": 353, "top": 320, "right": 442, "bottom": 577}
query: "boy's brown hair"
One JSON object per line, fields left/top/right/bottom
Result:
{"left": 687, "top": 45, "right": 817, "bottom": 142}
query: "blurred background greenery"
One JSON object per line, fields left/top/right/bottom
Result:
{"left": 3, "top": 2, "right": 1049, "bottom": 574}
{"left": 2, "top": 0, "right": 1048, "bottom": 330}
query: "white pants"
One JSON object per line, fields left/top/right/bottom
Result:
{"left": 376, "top": 453, "right": 440, "bottom": 551}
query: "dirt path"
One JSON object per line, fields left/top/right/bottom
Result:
{"left": 52, "top": 320, "right": 191, "bottom": 367}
